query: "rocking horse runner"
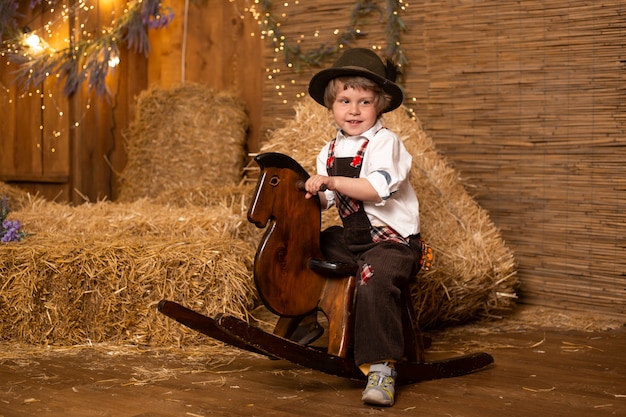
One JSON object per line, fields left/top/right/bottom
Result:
{"left": 157, "top": 152, "right": 493, "bottom": 390}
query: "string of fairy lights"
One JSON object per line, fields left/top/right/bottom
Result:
{"left": 0, "top": 0, "right": 95, "bottom": 144}
{"left": 245, "top": 0, "right": 408, "bottom": 68}
{"left": 0, "top": 0, "right": 415, "bottom": 141}
{"left": 1, "top": 0, "right": 172, "bottom": 95}
{"left": 0, "top": 0, "right": 172, "bottom": 146}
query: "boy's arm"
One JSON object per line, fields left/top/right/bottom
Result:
{"left": 305, "top": 175, "right": 381, "bottom": 203}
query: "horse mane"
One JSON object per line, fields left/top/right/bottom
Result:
{"left": 255, "top": 153, "right": 310, "bottom": 180}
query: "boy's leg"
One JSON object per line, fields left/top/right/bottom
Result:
{"left": 353, "top": 242, "right": 416, "bottom": 406}
{"left": 352, "top": 241, "right": 415, "bottom": 366}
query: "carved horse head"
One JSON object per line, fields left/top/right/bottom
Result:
{"left": 248, "top": 153, "right": 326, "bottom": 317}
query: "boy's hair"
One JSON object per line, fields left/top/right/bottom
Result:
{"left": 324, "top": 76, "right": 392, "bottom": 115}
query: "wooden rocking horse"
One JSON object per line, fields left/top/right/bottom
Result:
{"left": 158, "top": 152, "right": 493, "bottom": 384}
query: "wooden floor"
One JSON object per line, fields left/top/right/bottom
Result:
{"left": 1, "top": 308, "right": 624, "bottom": 417}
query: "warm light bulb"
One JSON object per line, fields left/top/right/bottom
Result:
{"left": 24, "top": 33, "right": 45, "bottom": 54}
{"left": 108, "top": 54, "right": 120, "bottom": 68}
{"left": 25, "top": 33, "right": 41, "bottom": 48}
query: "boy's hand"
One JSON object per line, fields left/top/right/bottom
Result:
{"left": 305, "top": 175, "right": 331, "bottom": 199}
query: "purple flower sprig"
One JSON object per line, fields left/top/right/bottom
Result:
{"left": 0, "top": 196, "right": 26, "bottom": 243}
{"left": 1, "top": 219, "right": 24, "bottom": 242}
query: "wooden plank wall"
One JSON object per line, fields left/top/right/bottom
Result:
{"left": 0, "top": 0, "right": 262, "bottom": 203}
{"left": 0, "top": 1, "right": 145, "bottom": 204}
{"left": 0, "top": 4, "right": 72, "bottom": 200}
{"left": 254, "top": 1, "right": 625, "bottom": 318}
{"left": 70, "top": 0, "right": 146, "bottom": 204}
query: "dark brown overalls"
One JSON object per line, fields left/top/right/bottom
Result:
{"left": 320, "top": 137, "right": 423, "bottom": 366}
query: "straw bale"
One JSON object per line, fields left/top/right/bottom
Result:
{"left": 117, "top": 83, "right": 249, "bottom": 202}
{"left": 15, "top": 186, "right": 261, "bottom": 245}
{"left": 260, "top": 98, "right": 518, "bottom": 328}
{"left": 0, "top": 198, "right": 258, "bottom": 347}
{"left": 150, "top": 183, "right": 263, "bottom": 244}
{"left": 0, "top": 181, "right": 43, "bottom": 211}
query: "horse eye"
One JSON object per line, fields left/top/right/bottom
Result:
{"left": 269, "top": 175, "right": 280, "bottom": 187}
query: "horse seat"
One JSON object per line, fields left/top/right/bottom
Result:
{"left": 308, "top": 258, "right": 358, "bottom": 278}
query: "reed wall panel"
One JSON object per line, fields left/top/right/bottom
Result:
{"left": 258, "top": 1, "right": 625, "bottom": 318}
{"left": 419, "top": 1, "right": 625, "bottom": 318}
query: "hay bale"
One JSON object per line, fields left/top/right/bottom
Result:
{"left": 260, "top": 98, "right": 518, "bottom": 328}
{"left": 117, "top": 83, "right": 249, "bottom": 202}
{"left": 0, "top": 198, "right": 258, "bottom": 346}
{"left": 15, "top": 186, "right": 260, "bottom": 244}
{"left": 0, "top": 181, "right": 42, "bottom": 211}
{"left": 148, "top": 183, "right": 262, "bottom": 244}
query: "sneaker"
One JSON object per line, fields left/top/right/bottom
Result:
{"left": 361, "top": 363, "right": 397, "bottom": 406}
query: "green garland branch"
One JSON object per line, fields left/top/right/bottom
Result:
{"left": 0, "top": 0, "right": 173, "bottom": 97}
{"left": 385, "top": 0, "right": 409, "bottom": 70}
{"left": 256, "top": 0, "right": 408, "bottom": 74}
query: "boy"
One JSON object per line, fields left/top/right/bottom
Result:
{"left": 304, "top": 48, "right": 423, "bottom": 407}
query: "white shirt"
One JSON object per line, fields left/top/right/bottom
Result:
{"left": 315, "top": 120, "right": 420, "bottom": 237}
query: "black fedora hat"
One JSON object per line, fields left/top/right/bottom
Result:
{"left": 308, "top": 48, "right": 404, "bottom": 113}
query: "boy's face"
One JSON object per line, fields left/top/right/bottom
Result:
{"left": 331, "top": 83, "right": 378, "bottom": 137}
